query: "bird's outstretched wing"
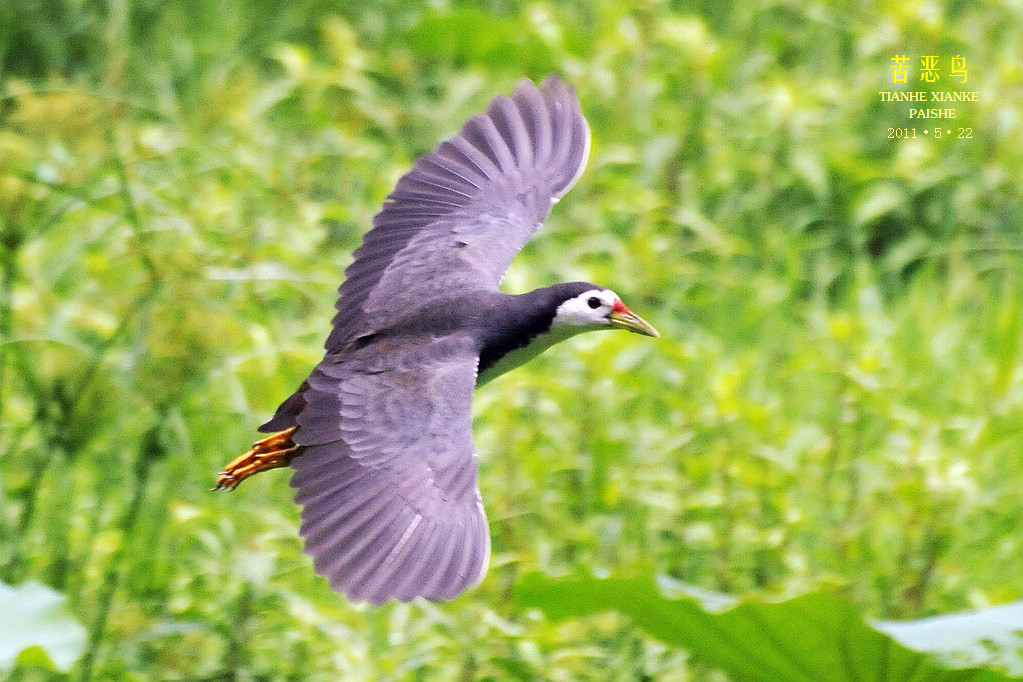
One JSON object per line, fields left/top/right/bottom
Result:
{"left": 325, "top": 75, "right": 590, "bottom": 351}
{"left": 288, "top": 333, "right": 488, "bottom": 603}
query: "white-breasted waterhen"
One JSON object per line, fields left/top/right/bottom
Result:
{"left": 215, "top": 76, "right": 658, "bottom": 604}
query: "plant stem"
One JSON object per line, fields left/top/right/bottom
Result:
{"left": 74, "top": 423, "right": 162, "bottom": 682}
{"left": 0, "top": 218, "right": 22, "bottom": 424}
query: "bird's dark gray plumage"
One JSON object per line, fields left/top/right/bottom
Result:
{"left": 219, "top": 76, "right": 657, "bottom": 605}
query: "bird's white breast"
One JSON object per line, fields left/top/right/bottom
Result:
{"left": 475, "top": 323, "right": 583, "bottom": 386}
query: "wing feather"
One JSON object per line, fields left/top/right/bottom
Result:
{"left": 440, "top": 136, "right": 503, "bottom": 182}
{"left": 380, "top": 517, "right": 437, "bottom": 601}
{"left": 412, "top": 521, "right": 457, "bottom": 598}
{"left": 513, "top": 78, "right": 553, "bottom": 164}
{"left": 287, "top": 335, "right": 488, "bottom": 603}
{"left": 487, "top": 95, "right": 533, "bottom": 168}
{"left": 420, "top": 528, "right": 464, "bottom": 600}
{"left": 399, "top": 175, "right": 475, "bottom": 200}
{"left": 461, "top": 113, "right": 518, "bottom": 173}
{"left": 340, "top": 509, "right": 422, "bottom": 599}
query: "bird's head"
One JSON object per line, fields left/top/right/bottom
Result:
{"left": 551, "top": 285, "right": 659, "bottom": 338}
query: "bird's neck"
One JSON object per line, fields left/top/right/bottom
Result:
{"left": 475, "top": 288, "right": 585, "bottom": 386}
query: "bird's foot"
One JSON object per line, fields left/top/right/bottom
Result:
{"left": 213, "top": 426, "right": 301, "bottom": 491}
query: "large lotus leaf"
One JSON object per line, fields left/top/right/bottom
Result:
{"left": 516, "top": 573, "right": 1021, "bottom": 681}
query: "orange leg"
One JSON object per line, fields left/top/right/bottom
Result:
{"left": 213, "top": 426, "right": 301, "bottom": 491}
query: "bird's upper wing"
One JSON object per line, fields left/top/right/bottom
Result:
{"left": 288, "top": 333, "right": 488, "bottom": 603}
{"left": 325, "top": 75, "right": 590, "bottom": 351}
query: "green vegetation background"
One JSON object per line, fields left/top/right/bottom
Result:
{"left": 2, "top": 0, "right": 1022, "bottom": 679}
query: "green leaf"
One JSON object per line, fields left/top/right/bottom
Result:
{"left": 515, "top": 573, "right": 1018, "bottom": 681}
{"left": 0, "top": 581, "right": 87, "bottom": 672}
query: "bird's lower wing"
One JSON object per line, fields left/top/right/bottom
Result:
{"left": 288, "top": 334, "right": 489, "bottom": 604}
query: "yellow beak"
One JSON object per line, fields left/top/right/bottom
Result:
{"left": 608, "top": 301, "right": 659, "bottom": 338}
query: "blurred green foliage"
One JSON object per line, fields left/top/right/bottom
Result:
{"left": 1, "top": 0, "right": 1022, "bottom": 679}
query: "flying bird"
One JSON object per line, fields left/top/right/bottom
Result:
{"left": 215, "top": 76, "right": 658, "bottom": 604}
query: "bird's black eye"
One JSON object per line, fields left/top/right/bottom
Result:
{"left": 587, "top": 296, "right": 602, "bottom": 309}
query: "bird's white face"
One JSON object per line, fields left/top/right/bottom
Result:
{"left": 552, "top": 288, "right": 660, "bottom": 338}
{"left": 552, "top": 289, "right": 622, "bottom": 330}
